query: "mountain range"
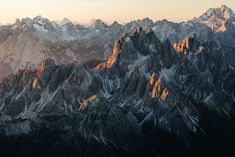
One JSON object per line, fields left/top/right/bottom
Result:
{"left": 0, "top": 4, "right": 234, "bottom": 157}
{"left": 0, "top": 5, "right": 235, "bottom": 78}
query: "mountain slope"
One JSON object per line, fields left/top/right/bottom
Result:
{"left": 0, "top": 17, "right": 124, "bottom": 77}
{"left": 0, "top": 28, "right": 234, "bottom": 156}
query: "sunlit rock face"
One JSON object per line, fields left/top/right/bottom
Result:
{"left": 173, "top": 33, "right": 200, "bottom": 54}
{"left": 95, "top": 40, "right": 122, "bottom": 70}
{"left": 0, "top": 27, "right": 234, "bottom": 156}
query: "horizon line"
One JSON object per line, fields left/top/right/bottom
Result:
{"left": 0, "top": 4, "right": 234, "bottom": 25}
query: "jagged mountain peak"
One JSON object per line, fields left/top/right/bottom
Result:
{"left": 33, "top": 15, "right": 45, "bottom": 20}
{"left": 59, "top": 18, "right": 73, "bottom": 25}
{"left": 13, "top": 15, "right": 49, "bottom": 25}
{"left": 134, "top": 27, "right": 144, "bottom": 34}
{"left": 112, "top": 21, "right": 119, "bottom": 25}
{"left": 89, "top": 19, "right": 108, "bottom": 29}
{"left": 15, "top": 18, "right": 21, "bottom": 25}
{"left": 126, "top": 18, "right": 154, "bottom": 31}
{"left": 32, "top": 15, "right": 50, "bottom": 25}
{"left": 139, "top": 17, "right": 154, "bottom": 24}
{"left": 12, "top": 15, "right": 59, "bottom": 32}
{"left": 110, "top": 21, "right": 122, "bottom": 27}
{"left": 173, "top": 33, "right": 200, "bottom": 54}
{"left": 128, "top": 17, "right": 153, "bottom": 24}
{"left": 95, "top": 39, "right": 122, "bottom": 70}
{"left": 95, "top": 28, "right": 170, "bottom": 71}
{"left": 201, "top": 5, "right": 234, "bottom": 20}
{"left": 197, "top": 5, "right": 235, "bottom": 32}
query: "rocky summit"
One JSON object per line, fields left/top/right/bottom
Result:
{"left": 0, "top": 26, "right": 234, "bottom": 157}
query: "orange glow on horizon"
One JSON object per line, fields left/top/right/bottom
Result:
{"left": 0, "top": 0, "right": 234, "bottom": 24}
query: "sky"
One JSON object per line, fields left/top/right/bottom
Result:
{"left": 0, "top": 0, "right": 234, "bottom": 24}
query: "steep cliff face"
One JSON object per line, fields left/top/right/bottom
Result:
{"left": 0, "top": 27, "right": 234, "bottom": 156}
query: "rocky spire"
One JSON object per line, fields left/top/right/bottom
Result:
{"left": 173, "top": 33, "right": 199, "bottom": 54}
{"left": 95, "top": 40, "right": 122, "bottom": 70}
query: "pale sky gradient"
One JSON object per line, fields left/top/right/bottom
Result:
{"left": 0, "top": 0, "right": 234, "bottom": 24}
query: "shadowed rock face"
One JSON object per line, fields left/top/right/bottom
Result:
{"left": 0, "top": 28, "right": 235, "bottom": 157}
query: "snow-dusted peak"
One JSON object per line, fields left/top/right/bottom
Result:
{"left": 89, "top": 19, "right": 108, "bottom": 30}
{"left": 110, "top": 21, "right": 121, "bottom": 27}
{"left": 32, "top": 16, "right": 50, "bottom": 33}
{"left": 203, "top": 5, "right": 234, "bottom": 20}
{"left": 136, "top": 17, "right": 154, "bottom": 25}
{"left": 31, "top": 15, "right": 65, "bottom": 35}
{"left": 56, "top": 18, "right": 75, "bottom": 26}
{"left": 33, "top": 15, "right": 49, "bottom": 26}
{"left": 126, "top": 17, "right": 154, "bottom": 31}
{"left": 61, "top": 18, "right": 72, "bottom": 25}
{"left": 197, "top": 5, "right": 235, "bottom": 32}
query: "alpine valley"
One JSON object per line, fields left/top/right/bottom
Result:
{"left": 0, "top": 5, "right": 235, "bottom": 157}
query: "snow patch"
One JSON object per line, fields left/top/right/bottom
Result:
{"left": 206, "top": 8, "right": 215, "bottom": 17}
{"left": 125, "top": 37, "right": 131, "bottom": 42}
{"left": 11, "top": 25, "right": 18, "bottom": 30}
{"left": 197, "top": 46, "right": 204, "bottom": 53}
{"left": 33, "top": 23, "right": 48, "bottom": 32}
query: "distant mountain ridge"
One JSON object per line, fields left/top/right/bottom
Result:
{"left": 0, "top": 5, "right": 234, "bottom": 78}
